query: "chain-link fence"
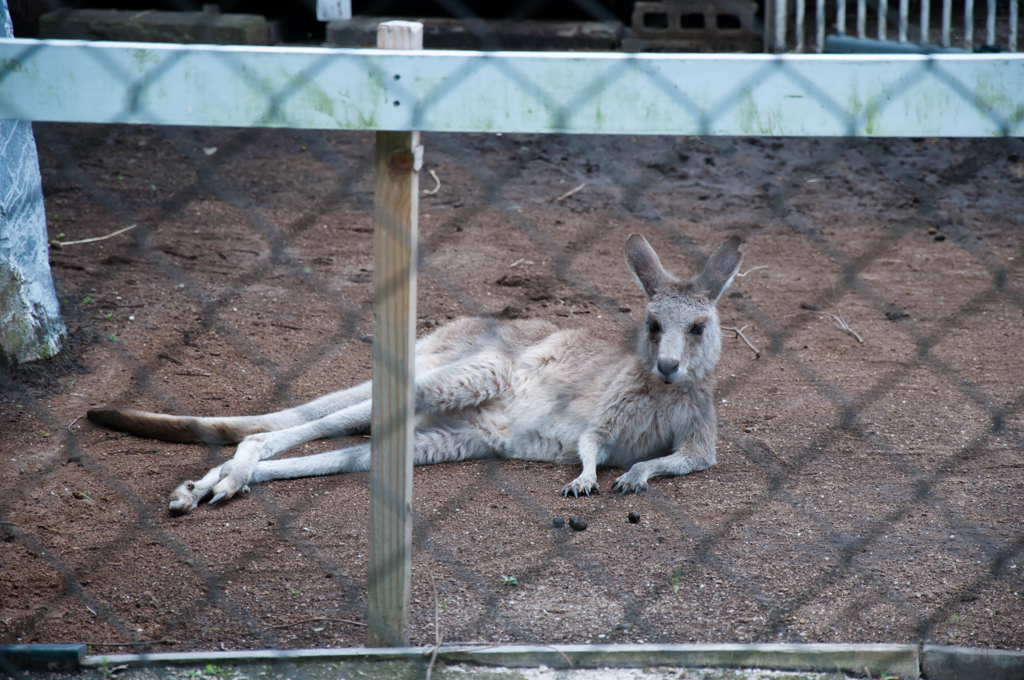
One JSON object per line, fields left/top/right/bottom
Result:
{"left": 2, "top": 0, "right": 1024, "bottom": 670}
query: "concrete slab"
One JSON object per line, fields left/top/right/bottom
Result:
{"left": 38, "top": 8, "right": 268, "bottom": 45}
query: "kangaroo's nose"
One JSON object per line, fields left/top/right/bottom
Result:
{"left": 657, "top": 358, "right": 680, "bottom": 379}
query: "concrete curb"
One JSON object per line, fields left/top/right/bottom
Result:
{"left": 82, "top": 644, "right": 920, "bottom": 678}
{"left": 922, "top": 644, "right": 1024, "bottom": 680}
{"left": 4, "top": 642, "right": 1022, "bottom": 678}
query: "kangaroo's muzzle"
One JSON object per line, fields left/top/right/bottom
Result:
{"left": 656, "top": 357, "right": 682, "bottom": 382}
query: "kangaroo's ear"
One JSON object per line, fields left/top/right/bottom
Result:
{"left": 695, "top": 236, "right": 743, "bottom": 301}
{"left": 625, "top": 234, "right": 673, "bottom": 298}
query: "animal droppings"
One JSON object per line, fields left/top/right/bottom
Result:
{"left": 569, "top": 516, "right": 587, "bottom": 531}
{"left": 628, "top": 511, "right": 641, "bottom": 524}
{"left": 552, "top": 516, "right": 565, "bottom": 528}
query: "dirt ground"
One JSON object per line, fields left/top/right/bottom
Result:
{"left": 2, "top": 124, "right": 1023, "bottom": 657}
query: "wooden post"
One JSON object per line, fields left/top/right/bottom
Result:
{"left": 367, "top": 20, "right": 422, "bottom": 648}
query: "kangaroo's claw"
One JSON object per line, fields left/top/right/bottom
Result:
{"left": 562, "top": 477, "right": 599, "bottom": 498}
{"left": 613, "top": 477, "right": 648, "bottom": 495}
{"left": 209, "top": 492, "right": 227, "bottom": 505}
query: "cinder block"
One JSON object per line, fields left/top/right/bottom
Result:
{"left": 39, "top": 7, "right": 268, "bottom": 45}
{"left": 630, "top": 0, "right": 760, "bottom": 51}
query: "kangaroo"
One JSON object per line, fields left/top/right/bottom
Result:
{"left": 87, "top": 234, "right": 742, "bottom": 514}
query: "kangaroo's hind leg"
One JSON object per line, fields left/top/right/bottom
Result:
{"left": 170, "top": 397, "right": 374, "bottom": 513}
{"left": 173, "top": 443, "right": 375, "bottom": 514}
{"left": 176, "top": 354, "right": 512, "bottom": 513}
{"left": 252, "top": 444, "right": 373, "bottom": 482}
{"left": 244, "top": 427, "right": 496, "bottom": 486}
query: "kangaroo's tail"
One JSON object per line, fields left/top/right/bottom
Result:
{"left": 86, "top": 408, "right": 245, "bottom": 444}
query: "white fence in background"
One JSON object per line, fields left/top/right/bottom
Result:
{"left": 767, "top": 0, "right": 1018, "bottom": 53}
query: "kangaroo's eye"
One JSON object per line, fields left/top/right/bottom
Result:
{"left": 647, "top": 319, "right": 661, "bottom": 336}
{"left": 690, "top": 323, "right": 705, "bottom": 336}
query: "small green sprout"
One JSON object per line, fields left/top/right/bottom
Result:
{"left": 501, "top": 575, "right": 518, "bottom": 586}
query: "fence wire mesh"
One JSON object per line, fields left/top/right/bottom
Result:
{"left": 2, "top": 0, "right": 1024, "bottom": 669}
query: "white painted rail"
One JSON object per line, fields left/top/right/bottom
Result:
{"left": 1, "top": 39, "right": 1023, "bottom": 136}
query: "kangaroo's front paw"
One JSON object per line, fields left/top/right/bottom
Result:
{"left": 612, "top": 469, "right": 649, "bottom": 495}
{"left": 562, "top": 474, "right": 599, "bottom": 498}
{"left": 169, "top": 480, "right": 206, "bottom": 515}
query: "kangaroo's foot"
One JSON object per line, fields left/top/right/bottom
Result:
{"left": 168, "top": 461, "right": 225, "bottom": 513}
{"left": 612, "top": 468, "right": 649, "bottom": 494}
{"left": 208, "top": 460, "right": 253, "bottom": 505}
{"left": 168, "top": 476, "right": 251, "bottom": 514}
{"left": 169, "top": 480, "right": 206, "bottom": 515}
{"left": 206, "top": 435, "right": 268, "bottom": 504}
{"left": 165, "top": 437, "right": 267, "bottom": 514}
{"left": 562, "top": 473, "right": 599, "bottom": 498}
